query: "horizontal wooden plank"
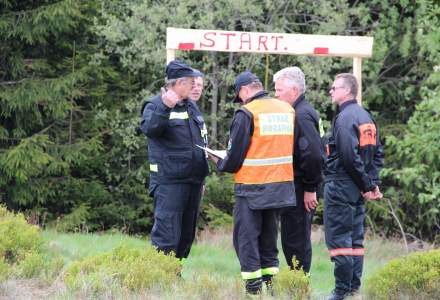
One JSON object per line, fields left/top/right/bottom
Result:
{"left": 167, "top": 28, "right": 373, "bottom": 58}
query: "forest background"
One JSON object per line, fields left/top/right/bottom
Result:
{"left": 0, "top": 0, "right": 439, "bottom": 243}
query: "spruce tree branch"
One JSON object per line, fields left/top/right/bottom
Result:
{"left": 0, "top": 0, "right": 67, "bottom": 18}
{"left": 37, "top": 122, "right": 56, "bottom": 135}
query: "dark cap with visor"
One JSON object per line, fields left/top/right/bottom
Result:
{"left": 234, "top": 71, "right": 261, "bottom": 103}
{"left": 166, "top": 60, "right": 200, "bottom": 80}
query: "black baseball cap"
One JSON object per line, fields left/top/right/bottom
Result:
{"left": 234, "top": 71, "right": 261, "bottom": 103}
{"left": 166, "top": 60, "right": 199, "bottom": 80}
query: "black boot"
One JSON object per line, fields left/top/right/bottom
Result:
{"left": 245, "top": 277, "right": 263, "bottom": 295}
{"left": 262, "top": 275, "right": 274, "bottom": 296}
{"left": 325, "top": 289, "right": 351, "bottom": 300}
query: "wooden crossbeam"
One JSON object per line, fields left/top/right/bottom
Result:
{"left": 166, "top": 27, "right": 374, "bottom": 103}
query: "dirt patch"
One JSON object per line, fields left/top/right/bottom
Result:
{"left": 0, "top": 278, "right": 67, "bottom": 300}
{"left": 311, "top": 225, "right": 325, "bottom": 243}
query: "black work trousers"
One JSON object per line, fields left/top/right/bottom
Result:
{"left": 151, "top": 183, "right": 202, "bottom": 259}
{"left": 233, "top": 197, "right": 280, "bottom": 281}
{"left": 280, "top": 181, "right": 314, "bottom": 272}
{"left": 324, "top": 180, "right": 365, "bottom": 295}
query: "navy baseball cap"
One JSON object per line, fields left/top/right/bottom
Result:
{"left": 166, "top": 60, "right": 199, "bottom": 80}
{"left": 234, "top": 71, "right": 261, "bottom": 103}
{"left": 192, "top": 68, "right": 204, "bottom": 77}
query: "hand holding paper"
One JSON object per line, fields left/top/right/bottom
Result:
{"left": 196, "top": 144, "right": 227, "bottom": 160}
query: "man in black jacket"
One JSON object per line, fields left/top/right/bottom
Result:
{"left": 209, "top": 71, "right": 296, "bottom": 296}
{"left": 140, "top": 60, "right": 209, "bottom": 262}
{"left": 273, "top": 66, "right": 324, "bottom": 273}
{"left": 324, "top": 73, "right": 384, "bottom": 300}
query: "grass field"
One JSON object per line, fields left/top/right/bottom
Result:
{"left": 0, "top": 227, "right": 408, "bottom": 299}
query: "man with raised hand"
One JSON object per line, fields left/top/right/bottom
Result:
{"left": 140, "top": 60, "right": 209, "bottom": 264}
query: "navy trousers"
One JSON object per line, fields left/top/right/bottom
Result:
{"left": 324, "top": 180, "right": 365, "bottom": 294}
{"left": 151, "top": 183, "right": 202, "bottom": 259}
{"left": 233, "top": 197, "right": 280, "bottom": 281}
{"left": 280, "top": 181, "right": 314, "bottom": 272}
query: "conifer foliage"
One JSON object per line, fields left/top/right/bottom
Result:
{"left": 0, "top": 1, "right": 151, "bottom": 233}
{"left": 1, "top": 0, "right": 439, "bottom": 241}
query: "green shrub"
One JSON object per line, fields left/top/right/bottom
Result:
{"left": 0, "top": 205, "right": 64, "bottom": 281}
{"left": 16, "top": 251, "right": 45, "bottom": 278}
{"left": 273, "top": 260, "right": 311, "bottom": 300}
{"left": 65, "top": 245, "right": 181, "bottom": 293}
{"left": 0, "top": 206, "right": 43, "bottom": 264}
{"left": 0, "top": 257, "right": 10, "bottom": 281}
{"left": 16, "top": 251, "right": 64, "bottom": 281}
{"left": 366, "top": 249, "right": 440, "bottom": 300}
{"left": 52, "top": 204, "right": 90, "bottom": 233}
{"left": 183, "top": 273, "right": 232, "bottom": 300}
{"left": 204, "top": 204, "right": 233, "bottom": 229}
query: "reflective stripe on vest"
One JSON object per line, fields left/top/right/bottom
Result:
{"left": 234, "top": 98, "right": 294, "bottom": 185}
{"left": 169, "top": 111, "right": 189, "bottom": 119}
{"left": 243, "top": 156, "right": 293, "bottom": 166}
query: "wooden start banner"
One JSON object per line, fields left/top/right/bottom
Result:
{"left": 167, "top": 27, "right": 373, "bottom": 58}
{"left": 166, "top": 27, "right": 374, "bottom": 102}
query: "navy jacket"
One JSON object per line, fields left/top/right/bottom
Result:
{"left": 140, "top": 94, "right": 209, "bottom": 185}
{"left": 324, "top": 100, "right": 384, "bottom": 192}
{"left": 293, "top": 95, "right": 324, "bottom": 192}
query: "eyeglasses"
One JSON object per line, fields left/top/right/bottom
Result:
{"left": 330, "top": 86, "right": 345, "bottom": 92}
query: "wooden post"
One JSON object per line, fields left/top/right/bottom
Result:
{"left": 353, "top": 57, "right": 362, "bottom": 104}
{"left": 166, "top": 49, "right": 175, "bottom": 64}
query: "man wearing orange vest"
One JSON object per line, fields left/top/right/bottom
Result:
{"left": 209, "top": 71, "right": 296, "bottom": 296}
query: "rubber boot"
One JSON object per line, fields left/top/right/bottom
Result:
{"left": 245, "top": 277, "right": 262, "bottom": 295}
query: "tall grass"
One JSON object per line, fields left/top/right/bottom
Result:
{"left": 0, "top": 228, "right": 409, "bottom": 299}
{"left": 43, "top": 230, "right": 147, "bottom": 264}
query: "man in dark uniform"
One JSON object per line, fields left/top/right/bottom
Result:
{"left": 273, "top": 66, "right": 324, "bottom": 273}
{"left": 209, "top": 71, "right": 296, "bottom": 296}
{"left": 140, "top": 60, "right": 209, "bottom": 262}
{"left": 324, "top": 73, "right": 384, "bottom": 300}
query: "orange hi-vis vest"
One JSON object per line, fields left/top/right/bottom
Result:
{"left": 234, "top": 98, "right": 295, "bottom": 185}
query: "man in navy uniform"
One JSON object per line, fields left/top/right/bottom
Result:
{"left": 140, "top": 60, "right": 209, "bottom": 262}
{"left": 324, "top": 73, "right": 384, "bottom": 300}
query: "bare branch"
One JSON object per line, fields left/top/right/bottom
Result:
{"left": 0, "top": 79, "right": 27, "bottom": 86}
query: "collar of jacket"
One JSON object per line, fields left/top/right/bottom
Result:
{"left": 247, "top": 90, "right": 269, "bottom": 103}
{"left": 338, "top": 99, "right": 358, "bottom": 111}
{"left": 293, "top": 94, "right": 306, "bottom": 109}
{"left": 176, "top": 99, "right": 189, "bottom": 107}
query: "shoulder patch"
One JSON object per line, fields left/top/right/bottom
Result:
{"left": 359, "top": 123, "right": 377, "bottom": 146}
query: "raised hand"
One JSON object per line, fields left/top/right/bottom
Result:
{"left": 161, "top": 87, "right": 181, "bottom": 108}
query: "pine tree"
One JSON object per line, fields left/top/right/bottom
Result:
{"left": 0, "top": 0, "right": 152, "bottom": 232}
